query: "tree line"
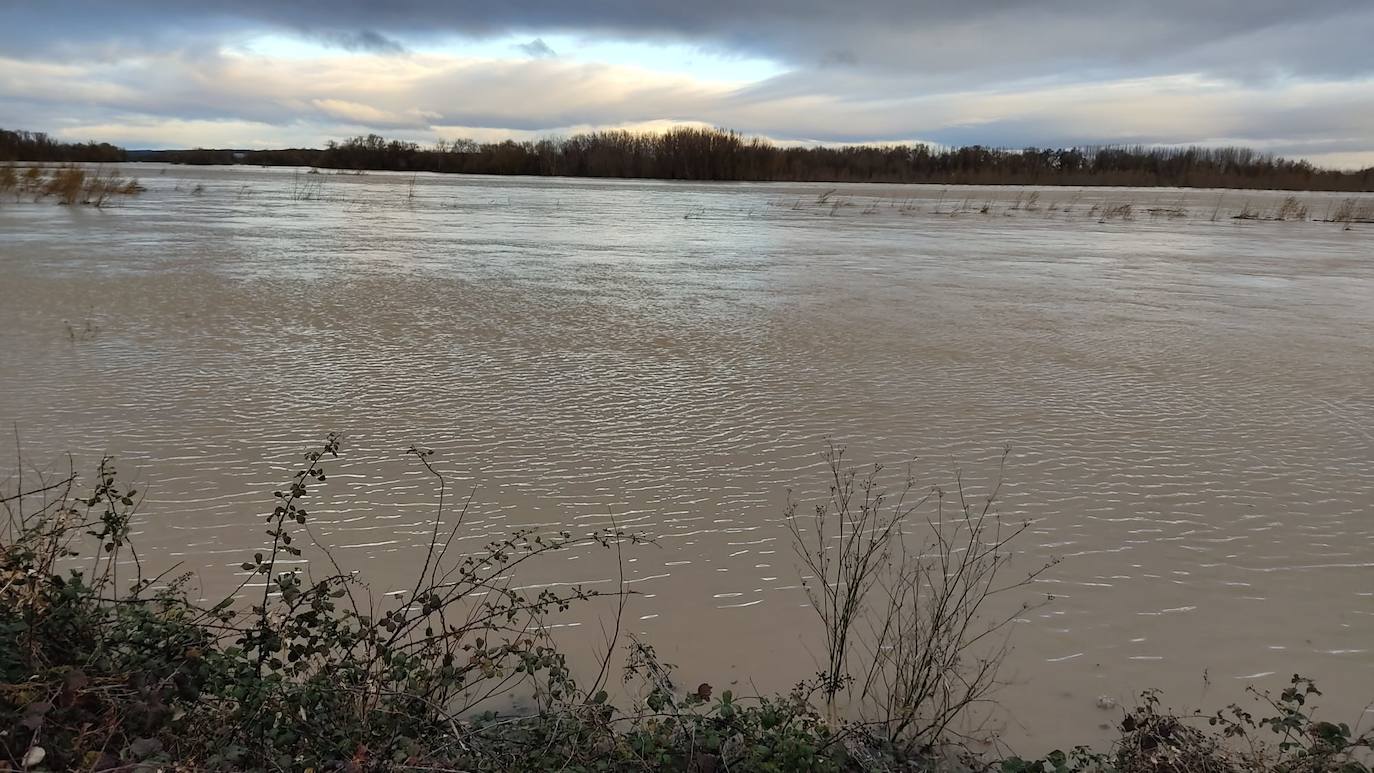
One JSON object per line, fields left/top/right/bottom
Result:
{"left": 8, "top": 125, "right": 1372, "bottom": 191}
{"left": 0, "top": 129, "right": 125, "bottom": 163}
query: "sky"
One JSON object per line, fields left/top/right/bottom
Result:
{"left": 2, "top": 1, "right": 1373, "bottom": 169}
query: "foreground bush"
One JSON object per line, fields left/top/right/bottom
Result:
{"left": 1, "top": 439, "right": 856, "bottom": 770}
{"left": 1004, "top": 679, "right": 1371, "bottom": 773}
{"left": 2, "top": 439, "right": 1369, "bottom": 771}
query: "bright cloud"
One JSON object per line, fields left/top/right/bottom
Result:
{"left": 1, "top": 1, "right": 1371, "bottom": 168}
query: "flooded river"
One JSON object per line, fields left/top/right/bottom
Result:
{"left": 1, "top": 166, "right": 1371, "bottom": 750}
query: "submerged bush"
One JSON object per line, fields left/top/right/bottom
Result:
{"left": 785, "top": 444, "right": 1054, "bottom": 757}
{"left": 40, "top": 166, "right": 86, "bottom": 204}
{"left": 0, "top": 164, "right": 141, "bottom": 207}
{"left": 1329, "top": 197, "right": 1374, "bottom": 227}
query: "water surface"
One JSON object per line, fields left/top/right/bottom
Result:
{"left": 2, "top": 166, "right": 1371, "bottom": 749}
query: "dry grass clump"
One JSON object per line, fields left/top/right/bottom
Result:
{"left": 1, "top": 164, "right": 142, "bottom": 207}
{"left": 1234, "top": 196, "right": 1311, "bottom": 222}
{"left": 0, "top": 165, "right": 46, "bottom": 199}
{"left": 1327, "top": 197, "right": 1374, "bottom": 228}
{"left": 42, "top": 166, "right": 87, "bottom": 204}
{"left": 767, "top": 187, "right": 1366, "bottom": 231}
{"left": 20, "top": 165, "right": 42, "bottom": 193}
{"left": 1094, "top": 202, "right": 1135, "bottom": 221}
{"left": 290, "top": 169, "right": 326, "bottom": 201}
{"left": 1274, "top": 196, "right": 1309, "bottom": 221}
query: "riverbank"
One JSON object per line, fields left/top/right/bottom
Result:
{"left": 3, "top": 440, "right": 1370, "bottom": 771}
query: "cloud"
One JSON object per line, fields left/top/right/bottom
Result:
{"left": 310, "top": 99, "right": 438, "bottom": 128}
{"left": 47, "top": 118, "right": 336, "bottom": 149}
{"left": 4, "top": 45, "right": 1372, "bottom": 162}
{"left": 516, "top": 37, "right": 556, "bottom": 58}
{"left": 1, "top": 1, "right": 1372, "bottom": 165}
{"left": 317, "top": 29, "right": 407, "bottom": 55}
{"left": 4, "top": 1, "right": 1373, "bottom": 80}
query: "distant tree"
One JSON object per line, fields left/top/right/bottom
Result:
{"left": 0, "top": 129, "right": 125, "bottom": 163}
{"left": 11, "top": 124, "right": 1364, "bottom": 191}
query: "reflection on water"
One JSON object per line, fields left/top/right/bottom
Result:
{"left": 1, "top": 166, "right": 1371, "bottom": 749}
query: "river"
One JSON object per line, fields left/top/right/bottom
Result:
{"left": 2, "top": 165, "right": 1371, "bottom": 750}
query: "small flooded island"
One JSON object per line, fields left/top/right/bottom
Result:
{"left": 3, "top": 2, "right": 1373, "bottom": 771}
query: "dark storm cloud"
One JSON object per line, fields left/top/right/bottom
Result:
{"left": 4, "top": 0, "right": 1373, "bottom": 80}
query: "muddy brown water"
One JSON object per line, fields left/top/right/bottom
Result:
{"left": 2, "top": 165, "right": 1371, "bottom": 751}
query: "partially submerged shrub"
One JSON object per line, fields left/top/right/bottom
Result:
{"left": 85, "top": 170, "right": 143, "bottom": 206}
{"left": 13, "top": 164, "right": 142, "bottom": 207}
{"left": 785, "top": 445, "right": 1053, "bottom": 757}
{"left": 290, "top": 170, "right": 326, "bottom": 200}
{"left": 1274, "top": 196, "right": 1310, "bottom": 221}
{"left": 41, "top": 166, "right": 85, "bottom": 204}
{"left": 1329, "top": 197, "right": 1373, "bottom": 227}
{"left": 19, "top": 165, "right": 42, "bottom": 195}
{"left": 1098, "top": 202, "right": 1135, "bottom": 222}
